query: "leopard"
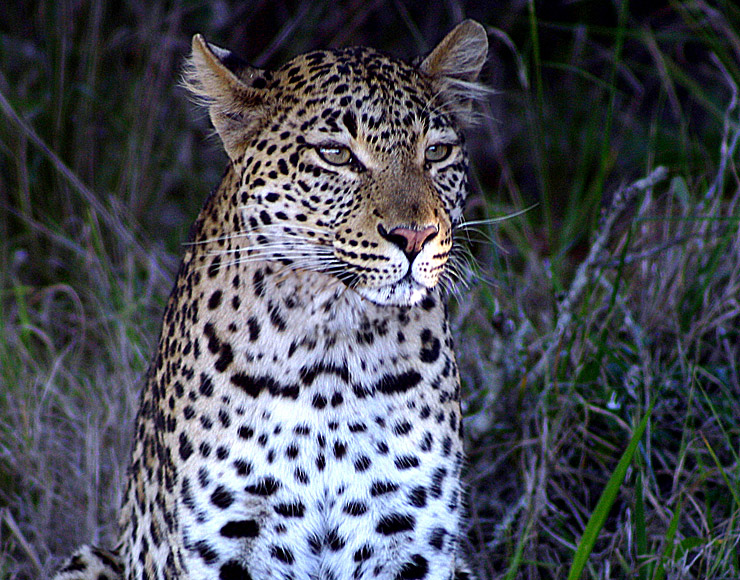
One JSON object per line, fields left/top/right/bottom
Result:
{"left": 52, "top": 19, "right": 488, "bottom": 580}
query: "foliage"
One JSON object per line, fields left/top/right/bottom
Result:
{"left": 1, "top": 1, "right": 738, "bottom": 578}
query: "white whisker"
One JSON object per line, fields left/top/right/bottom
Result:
{"left": 455, "top": 204, "right": 537, "bottom": 231}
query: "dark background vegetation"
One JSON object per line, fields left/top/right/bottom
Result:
{"left": 1, "top": 1, "right": 739, "bottom": 579}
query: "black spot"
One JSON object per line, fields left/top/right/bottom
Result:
{"left": 253, "top": 269, "right": 266, "bottom": 297}
{"left": 307, "top": 534, "right": 322, "bottom": 555}
{"left": 194, "top": 540, "right": 218, "bottom": 564}
{"left": 419, "top": 330, "right": 440, "bottom": 363}
{"left": 208, "top": 255, "right": 221, "bottom": 278}
{"left": 270, "top": 545, "right": 295, "bottom": 564}
{"left": 274, "top": 501, "right": 305, "bottom": 517}
{"left": 441, "top": 436, "right": 452, "bottom": 456}
{"left": 327, "top": 528, "right": 346, "bottom": 551}
{"left": 247, "top": 316, "right": 261, "bottom": 341}
{"left": 343, "top": 500, "right": 368, "bottom": 516}
{"left": 376, "top": 513, "right": 415, "bottom": 535}
{"left": 375, "top": 371, "right": 422, "bottom": 395}
{"left": 231, "top": 373, "right": 260, "bottom": 397}
{"left": 353, "top": 545, "right": 374, "bottom": 562}
{"left": 218, "top": 409, "right": 231, "bottom": 428}
{"left": 419, "top": 432, "right": 433, "bottom": 452}
{"left": 395, "top": 554, "right": 429, "bottom": 580}
{"left": 354, "top": 455, "right": 371, "bottom": 472}
{"left": 208, "top": 290, "right": 223, "bottom": 310}
{"left": 220, "top": 560, "right": 253, "bottom": 580}
{"left": 203, "top": 322, "right": 220, "bottom": 354}
{"left": 233, "top": 459, "right": 252, "bottom": 476}
{"left": 428, "top": 527, "right": 447, "bottom": 550}
{"left": 211, "top": 485, "right": 234, "bottom": 509}
{"left": 299, "top": 362, "right": 350, "bottom": 385}
{"left": 198, "top": 466, "right": 211, "bottom": 488}
{"left": 268, "top": 301, "right": 287, "bottom": 331}
{"left": 293, "top": 424, "right": 311, "bottom": 436}
{"left": 420, "top": 295, "right": 436, "bottom": 310}
{"left": 245, "top": 477, "right": 280, "bottom": 496}
{"left": 292, "top": 469, "right": 306, "bottom": 486}
{"left": 220, "top": 520, "right": 259, "bottom": 538}
{"left": 333, "top": 441, "right": 347, "bottom": 459}
{"left": 230, "top": 373, "right": 299, "bottom": 399}
{"left": 215, "top": 343, "right": 234, "bottom": 372}
{"left": 181, "top": 477, "right": 195, "bottom": 511}
{"left": 393, "top": 421, "right": 413, "bottom": 436}
{"left": 178, "top": 432, "right": 193, "bottom": 461}
{"left": 285, "top": 445, "right": 299, "bottom": 459}
{"left": 370, "top": 480, "right": 399, "bottom": 496}
{"left": 394, "top": 455, "right": 420, "bottom": 470}
{"left": 58, "top": 555, "right": 86, "bottom": 573}
{"left": 430, "top": 467, "right": 447, "bottom": 498}
{"left": 342, "top": 110, "right": 358, "bottom": 138}
{"left": 91, "top": 548, "right": 122, "bottom": 573}
{"left": 199, "top": 373, "right": 214, "bottom": 396}
{"left": 312, "top": 393, "right": 327, "bottom": 409}
{"left": 237, "top": 425, "right": 254, "bottom": 440}
{"left": 408, "top": 486, "right": 427, "bottom": 508}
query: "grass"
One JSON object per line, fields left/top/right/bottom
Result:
{"left": 1, "top": 1, "right": 739, "bottom": 579}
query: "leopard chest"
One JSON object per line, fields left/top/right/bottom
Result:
{"left": 150, "top": 267, "right": 466, "bottom": 578}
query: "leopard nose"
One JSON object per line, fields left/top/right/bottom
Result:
{"left": 378, "top": 224, "right": 439, "bottom": 261}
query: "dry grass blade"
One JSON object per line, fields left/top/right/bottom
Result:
{"left": 527, "top": 166, "right": 668, "bottom": 382}
{"left": 1, "top": 509, "right": 43, "bottom": 575}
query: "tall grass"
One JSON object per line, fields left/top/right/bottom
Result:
{"left": 2, "top": 1, "right": 739, "bottom": 579}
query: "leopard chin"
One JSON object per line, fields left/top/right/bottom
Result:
{"left": 354, "top": 277, "right": 432, "bottom": 307}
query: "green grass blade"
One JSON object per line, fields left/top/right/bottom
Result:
{"left": 654, "top": 496, "right": 684, "bottom": 580}
{"left": 634, "top": 472, "right": 649, "bottom": 580}
{"left": 700, "top": 431, "right": 740, "bottom": 510}
{"left": 566, "top": 403, "right": 654, "bottom": 580}
{"left": 502, "top": 517, "right": 531, "bottom": 580}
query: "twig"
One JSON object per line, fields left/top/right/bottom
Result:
{"left": 705, "top": 53, "right": 740, "bottom": 202}
{"left": 597, "top": 232, "right": 706, "bottom": 268}
{"left": 527, "top": 166, "right": 668, "bottom": 382}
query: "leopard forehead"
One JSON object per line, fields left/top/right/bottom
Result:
{"left": 260, "top": 47, "right": 460, "bottom": 148}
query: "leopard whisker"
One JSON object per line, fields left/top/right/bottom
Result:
{"left": 455, "top": 205, "right": 537, "bottom": 231}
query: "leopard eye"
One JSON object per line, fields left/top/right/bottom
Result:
{"left": 317, "top": 144, "right": 353, "bottom": 165}
{"left": 425, "top": 143, "right": 453, "bottom": 163}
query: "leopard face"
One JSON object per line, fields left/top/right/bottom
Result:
{"left": 186, "top": 25, "right": 487, "bottom": 307}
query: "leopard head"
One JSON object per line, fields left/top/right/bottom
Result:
{"left": 184, "top": 21, "right": 488, "bottom": 307}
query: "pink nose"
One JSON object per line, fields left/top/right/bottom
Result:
{"left": 378, "top": 224, "right": 439, "bottom": 260}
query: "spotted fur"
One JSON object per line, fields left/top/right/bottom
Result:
{"left": 53, "top": 20, "right": 488, "bottom": 580}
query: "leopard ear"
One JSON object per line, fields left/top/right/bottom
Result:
{"left": 418, "top": 20, "right": 489, "bottom": 123}
{"left": 183, "top": 34, "right": 270, "bottom": 159}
